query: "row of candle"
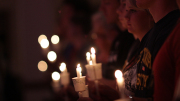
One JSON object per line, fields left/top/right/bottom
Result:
{"left": 50, "top": 47, "right": 125, "bottom": 100}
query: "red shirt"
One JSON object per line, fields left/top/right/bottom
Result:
{"left": 153, "top": 19, "right": 180, "bottom": 101}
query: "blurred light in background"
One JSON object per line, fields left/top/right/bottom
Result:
{"left": 59, "top": 62, "right": 66, "bottom": 72}
{"left": 51, "top": 35, "right": 60, "bottom": 44}
{"left": 38, "top": 61, "right": 48, "bottom": 72}
{"left": 38, "top": 34, "right": 47, "bottom": 44}
{"left": 40, "top": 39, "right": 49, "bottom": 48}
{"left": 47, "top": 51, "right": 57, "bottom": 62}
{"left": 51, "top": 71, "right": 60, "bottom": 80}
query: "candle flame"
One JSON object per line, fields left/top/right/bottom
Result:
{"left": 40, "top": 39, "right": 49, "bottom": 48}
{"left": 59, "top": 62, "right": 66, "bottom": 72}
{"left": 52, "top": 71, "right": 60, "bottom": 80}
{"left": 47, "top": 51, "right": 57, "bottom": 62}
{"left": 115, "top": 70, "right": 122, "bottom": 79}
{"left": 51, "top": 35, "right": 60, "bottom": 44}
{"left": 91, "top": 47, "right": 95, "bottom": 54}
{"left": 77, "top": 64, "right": 80, "bottom": 67}
{"left": 38, "top": 34, "right": 47, "bottom": 44}
{"left": 61, "top": 62, "right": 66, "bottom": 68}
{"left": 77, "top": 64, "right": 82, "bottom": 72}
{"left": 86, "top": 52, "right": 90, "bottom": 58}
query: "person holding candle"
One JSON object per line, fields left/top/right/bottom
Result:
{"left": 123, "top": 0, "right": 180, "bottom": 100}
{"left": 99, "top": 0, "right": 135, "bottom": 80}
{"left": 87, "top": 0, "right": 154, "bottom": 100}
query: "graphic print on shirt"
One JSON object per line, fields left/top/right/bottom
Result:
{"left": 124, "top": 64, "right": 137, "bottom": 96}
{"left": 136, "top": 48, "right": 151, "bottom": 91}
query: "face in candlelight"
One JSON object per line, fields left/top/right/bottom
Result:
{"left": 52, "top": 72, "right": 60, "bottom": 81}
{"left": 99, "top": 0, "right": 120, "bottom": 24}
{"left": 125, "top": 0, "right": 154, "bottom": 40}
{"left": 116, "top": 0, "right": 128, "bottom": 29}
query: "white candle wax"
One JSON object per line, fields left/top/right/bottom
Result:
{"left": 91, "top": 47, "right": 96, "bottom": 65}
{"left": 51, "top": 71, "right": 60, "bottom": 87}
{"left": 76, "top": 64, "right": 82, "bottom": 78}
{"left": 115, "top": 70, "right": 125, "bottom": 98}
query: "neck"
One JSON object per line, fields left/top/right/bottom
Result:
{"left": 149, "top": 0, "right": 178, "bottom": 23}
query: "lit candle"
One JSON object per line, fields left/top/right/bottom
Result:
{"left": 91, "top": 47, "right": 96, "bottom": 65}
{"left": 115, "top": 70, "right": 125, "bottom": 98}
{"left": 51, "top": 71, "right": 60, "bottom": 87}
{"left": 59, "top": 62, "right": 67, "bottom": 73}
{"left": 76, "top": 64, "right": 82, "bottom": 78}
{"left": 86, "top": 52, "right": 91, "bottom": 65}
{"left": 89, "top": 60, "right": 92, "bottom": 65}
{"left": 52, "top": 71, "right": 60, "bottom": 82}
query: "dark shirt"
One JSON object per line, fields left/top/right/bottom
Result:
{"left": 123, "top": 9, "right": 180, "bottom": 99}
{"left": 103, "top": 29, "right": 135, "bottom": 79}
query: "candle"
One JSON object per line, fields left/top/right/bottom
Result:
{"left": 89, "top": 61, "right": 92, "bottom": 65}
{"left": 115, "top": 70, "right": 125, "bottom": 98}
{"left": 76, "top": 64, "right": 82, "bottom": 78}
{"left": 86, "top": 52, "right": 91, "bottom": 64}
{"left": 51, "top": 71, "right": 60, "bottom": 87}
{"left": 59, "top": 62, "right": 67, "bottom": 73}
{"left": 52, "top": 71, "right": 60, "bottom": 82}
{"left": 91, "top": 47, "right": 96, "bottom": 65}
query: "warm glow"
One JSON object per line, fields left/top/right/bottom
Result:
{"left": 47, "top": 51, "right": 57, "bottom": 62}
{"left": 77, "top": 64, "right": 82, "bottom": 72}
{"left": 38, "top": 34, "right": 47, "bottom": 44}
{"left": 91, "top": 47, "right": 95, "bottom": 54}
{"left": 52, "top": 71, "right": 60, "bottom": 80}
{"left": 89, "top": 61, "right": 92, "bottom": 65}
{"left": 40, "top": 39, "right": 49, "bottom": 48}
{"left": 59, "top": 62, "right": 66, "bottom": 72}
{"left": 51, "top": 35, "right": 60, "bottom": 44}
{"left": 115, "top": 70, "right": 123, "bottom": 79}
{"left": 38, "top": 61, "right": 48, "bottom": 72}
{"left": 86, "top": 52, "right": 90, "bottom": 58}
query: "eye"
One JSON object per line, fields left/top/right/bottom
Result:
{"left": 122, "top": 3, "right": 126, "bottom": 7}
{"left": 130, "top": 9, "right": 137, "bottom": 13}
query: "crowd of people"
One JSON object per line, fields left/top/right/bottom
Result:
{"left": 55, "top": 0, "right": 180, "bottom": 101}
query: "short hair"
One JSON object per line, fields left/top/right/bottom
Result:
{"left": 126, "top": 0, "right": 149, "bottom": 11}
